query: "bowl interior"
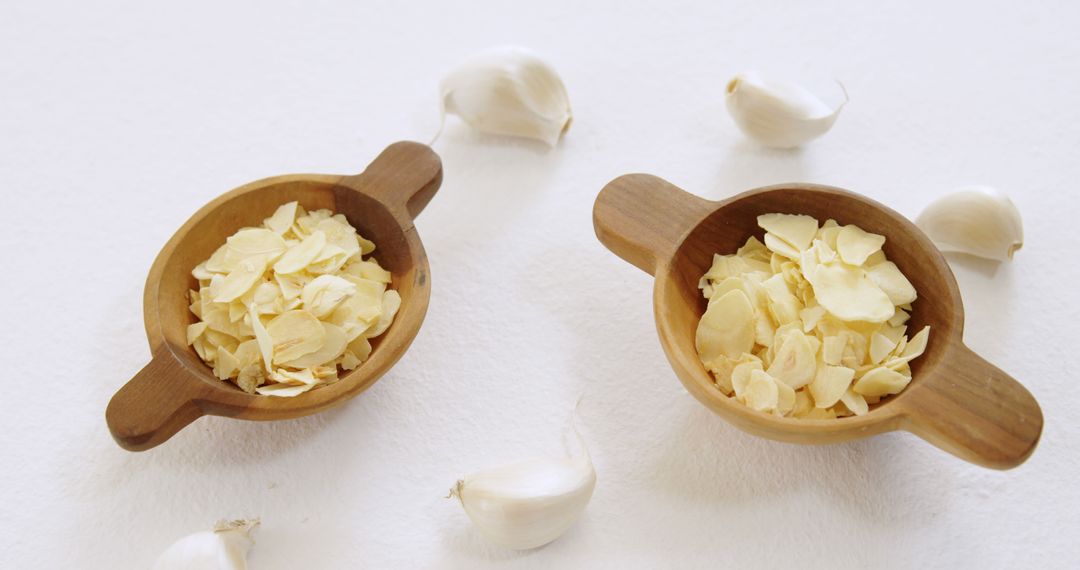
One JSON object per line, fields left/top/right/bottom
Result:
{"left": 149, "top": 177, "right": 427, "bottom": 403}
{"left": 659, "top": 185, "right": 961, "bottom": 420}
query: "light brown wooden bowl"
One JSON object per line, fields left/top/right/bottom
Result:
{"left": 106, "top": 141, "right": 442, "bottom": 451}
{"left": 593, "top": 174, "right": 1043, "bottom": 469}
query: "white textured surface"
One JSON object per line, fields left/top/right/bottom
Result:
{"left": 2, "top": 1, "right": 1079, "bottom": 567}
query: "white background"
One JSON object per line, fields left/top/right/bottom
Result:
{"left": 2, "top": 1, "right": 1079, "bottom": 568}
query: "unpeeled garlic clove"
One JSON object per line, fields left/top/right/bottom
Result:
{"left": 725, "top": 72, "right": 847, "bottom": 149}
{"left": 439, "top": 46, "right": 572, "bottom": 146}
{"left": 450, "top": 423, "right": 595, "bottom": 550}
{"left": 153, "top": 519, "right": 259, "bottom": 570}
{"left": 915, "top": 186, "right": 1023, "bottom": 261}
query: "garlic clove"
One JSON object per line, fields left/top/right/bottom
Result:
{"left": 451, "top": 425, "right": 595, "bottom": 550}
{"left": 725, "top": 72, "right": 847, "bottom": 149}
{"left": 915, "top": 186, "right": 1023, "bottom": 261}
{"left": 153, "top": 519, "right": 259, "bottom": 570}
{"left": 440, "top": 46, "right": 572, "bottom": 146}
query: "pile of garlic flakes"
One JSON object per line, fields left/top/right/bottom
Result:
{"left": 187, "top": 202, "right": 400, "bottom": 397}
{"left": 696, "top": 214, "right": 930, "bottom": 418}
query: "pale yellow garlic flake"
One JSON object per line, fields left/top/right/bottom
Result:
{"left": 757, "top": 213, "right": 818, "bottom": 251}
{"left": 214, "top": 256, "right": 268, "bottom": 303}
{"left": 731, "top": 359, "right": 764, "bottom": 399}
{"left": 248, "top": 305, "right": 273, "bottom": 372}
{"left": 301, "top": 275, "right": 357, "bottom": 318}
{"left": 264, "top": 201, "right": 300, "bottom": 235}
{"left": 696, "top": 289, "right": 756, "bottom": 363}
{"left": 810, "top": 364, "right": 854, "bottom": 408}
{"left": 774, "top": 377, "right": 796, "bottom": 415}
{"left": 835, "top": 225, "right": 885, "bottom": 266}
{"left": 743, "top": 369, "right": 780, "bottom": 412}
{"left": 869, "top": 333, "right": 898, "bottom": 364}
{"left": 763, "top": 232, "right": 802, "bottom": 260}
{"left": 866, "top": 261, "right": 917, "bottom": 306}
{"left": 812, "top": 263, "right": 893, "bottom": 323}
{"left": 273, "top": 230, "right": 327, "bottom": 274}
{"left": 226, "top": 228, "right": 287, "bottom": 261}
{"left": 280, "top": 322, "right": 348, "bottom": 369}
{"left": 853, "top": 366, "right": 910, "bottom": 397}
{"left": 256, "top": 382, "right": 317, "bottom": 397}
{"left": 765, "top": 329, "right": 816, "bottom": 389}
{"left": 266, "top": 310, "right": 324, "bottom": 364}
{"left": 367, "top": 289, "right": 401, "bottom": 338}
{"left": 839, "top": 389, "right": 869, "bottom": 416}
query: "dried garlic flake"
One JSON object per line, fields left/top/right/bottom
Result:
{"left": 186, "top": 202, "right": 399, "bottom": 396}
{"left": 695, "top": 213, "right": 930, "bottom": 418}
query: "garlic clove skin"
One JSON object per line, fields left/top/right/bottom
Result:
{"left": 451, "top": 435, "right": 595, "bottom": 550}
{"left": 725, "top": 72, "right": 846, "bottom": 149}
{"left": 916, "top": 186, "right": 1024, "bottom": 261}
{"left": 440, "top": 46, "right": 572, "bottom": 146}
{"left": 153, "top": 519, "right": 259, "bottom": 570}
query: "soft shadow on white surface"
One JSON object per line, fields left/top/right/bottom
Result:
{"left": 648, "top": 403, "right": 953, "bottom": 525}
{"left": 707, "top": 139, "right": 811, "bottom": 199}
{"left": 942, "top": 251, "right": 1003, "bottom": 279}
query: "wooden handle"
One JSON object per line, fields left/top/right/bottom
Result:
{"left": 106, "top": 349, "right": 204, "bottom": 451}
{"left": 901, "top": 344, "right": 1043, "bottom": 469}
{"left": 341, "top": 141, "right": 443, "bottom": 220}
{"left": 593, "top": 174, "right": 714, "bottom": 275}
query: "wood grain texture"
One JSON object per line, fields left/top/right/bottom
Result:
{"left": 593, "top": 173, "right": 1043, "bottom": 469}
{"left": 106, "top": 141, "right": 442, "bottom": 451}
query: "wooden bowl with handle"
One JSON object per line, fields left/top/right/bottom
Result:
{"left": 593, "top": 173, "right": 1043, "bottom": 469}
{"left": 106, "top": 141, "right": 442, "bottom": 451}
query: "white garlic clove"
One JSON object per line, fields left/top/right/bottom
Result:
{"left": 915, "top": 186, "right": 1024, "bottom": 261}
{"left": 725, "top": 72, "right": 847, "bottom": 149}
{"left": 451, "top": 426, "right": 595, "bottom": 550}
{"left": 153, "top": 519, "right": 259, "bottom": 570}
{"left": 440, "top": 46, "right": 572, "bottom": 146}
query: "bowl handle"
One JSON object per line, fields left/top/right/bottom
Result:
{"left": 900, "top": 343, "right": 1043, "bottom": 469}
{"left": 106, "top": 348, "right": 204, "bottom": 451}
{"left": 339, "top": 141, "right": 443, "bottom": 220}
{"left": 593, "top": 174, "right": 715, "bottom": 276}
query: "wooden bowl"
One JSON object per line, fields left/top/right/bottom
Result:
{"left": 593, "top": 174, "right": 1043, "bottom": 469}
{"left": 106, "top": 141, "right": 442, "bottom": 451}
